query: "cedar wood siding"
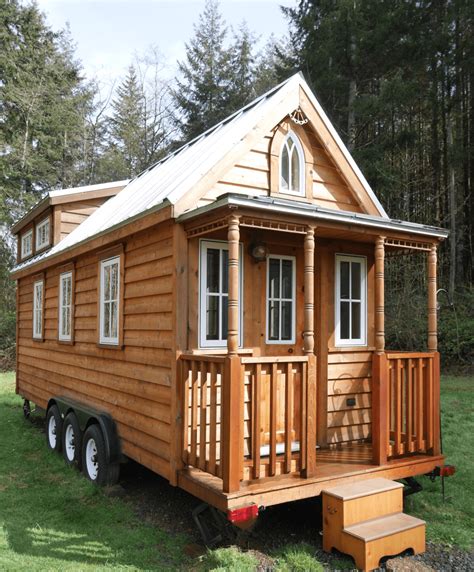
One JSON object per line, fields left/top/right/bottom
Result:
{"left": 58, "top": 197, "right": 112, "bottom": 241}
{"left": 16, "top": 219, "right": 174, "bottom": 479}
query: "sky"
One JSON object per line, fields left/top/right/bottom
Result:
{"left": 36, "top": 0, "right": 293, "bottom": 88}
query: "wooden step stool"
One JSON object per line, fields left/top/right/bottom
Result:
{"left": 322, "top": 478, "right": 425, "bottom": 571}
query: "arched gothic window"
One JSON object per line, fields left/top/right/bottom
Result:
{"left": 279, "top": 131, "right": 305, "bottom": 196}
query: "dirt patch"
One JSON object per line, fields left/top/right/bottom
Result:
{"left": 119, "top": 461, "right": 474, "bottom": 571}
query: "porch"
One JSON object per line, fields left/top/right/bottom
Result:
{"left": 174, "top": 203, "right": 443, "bottom": 502}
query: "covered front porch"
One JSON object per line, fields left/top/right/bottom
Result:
{"left": 174, "top": 196, "right": 444, "bottom": 501}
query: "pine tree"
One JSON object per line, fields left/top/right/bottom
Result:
{"left": 109, "top": 66, "right": 146, "bottom": 178}
{"left": 226, "top": 22, "right": 256, "bottom": 110}
{"left": 172, "top": 0, "right": 232, "bottom": 141}
{"left": 0, "top": 0, "right": 94, "bottom": 224}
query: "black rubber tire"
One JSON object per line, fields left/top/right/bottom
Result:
{"left": 82, "top": 424, "right": 120, "bottom": 486}
{"left": 46, "top": 405, "right": 63, "bottom": 453}
{"left": 62, "top": 412, "right": 82, "bottom": 468}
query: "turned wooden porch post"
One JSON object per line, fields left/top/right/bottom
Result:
{"left": 222, "top": 213, "right": 242, "bottom": 493}
{"left": 427, "top": 245, "right": 438, "bottom": 352}
{"left": 372, "top": 236, "right": 388, "bottom": 465}
{"left": 428, "top": 244, "right": 441, "bottom": 455}
{"left": 302, "top": 226, "right": 317, "bottom": 477}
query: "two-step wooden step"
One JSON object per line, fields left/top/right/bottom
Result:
{"left": 322, "top": 478, "right": 425, "bottom": 571}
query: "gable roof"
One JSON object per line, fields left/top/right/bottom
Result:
{"left": 12, "top": 73, "right": 392, "bottom": 273}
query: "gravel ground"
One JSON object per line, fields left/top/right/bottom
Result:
{"left": 117, "top": 461, "right": 473, "bottom": 571}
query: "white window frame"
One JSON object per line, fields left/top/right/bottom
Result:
{"left": 58, "top": 271, "right": 73, "bottom": 341}
{"left": 266, "top": 255, "right": 296, "bottom": 344}
{"left": 99, "top": 256, "right": 120, "bottom": 346}
{"left": 335, "top": 254, "right": 367, "bottom": 347}
{"left": 21, "top": 229, "right": 33, "bottom": 259}
{"left": 199, "top": 240, "right": 243, "bottom": 349}
{"left": 33, "top": 280, "right": 44, "bottom": 339}
{"left": 279, "top": 130, "right": 305, "bottom": 197}
{"left": 36, "top": 217, "right": 50, "bottom": 251}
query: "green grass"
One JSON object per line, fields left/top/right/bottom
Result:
{"left": 0, "top": 372, "right": 191, "bottom": 571}
{"left": 404, "top": 375, "right": 474, "bottom": 550}
{"left": 0, "top": 372, "right": 472, "bottom": 571}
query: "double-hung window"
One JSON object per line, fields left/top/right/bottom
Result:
{"left": 59, "top": 271, "right": 73, "bottom": 341}
{"left": 335, "top": 254, "right": 367, "bottom": 346}
{"left": 199, "top": 240, "right": 242, "bottom": 348}
{"left": 266, "top": 256, "right": 296, "bottom": 344}
{"left": 33, "top": 280, "right": 44, "bottom": 339}
{"left": 21, "top": 230, "right": 33, "bottom": 259}
{"left": 36, "top": 217, "right": 50, "bottom": 251}
{"left": 99, "top": 256, "right": 120, "bottom": 345}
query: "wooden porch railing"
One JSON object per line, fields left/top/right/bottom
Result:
{"left": 242, "top": 356, "right": 314, "bottom": 481}
{"left": 179, "top": 355, "right": 226, "bottom": 479}
{"left": 372, "top": 351, "right": 440, "bottom": 464}
{"left": 179, "top": 354, "right": 316, "bottom": 492}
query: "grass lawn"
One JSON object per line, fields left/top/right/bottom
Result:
{"left": 0, "top": 371, "right": 472, "bottom": 570}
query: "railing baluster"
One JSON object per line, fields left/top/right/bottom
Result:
{"left": 416, "top": 358, "right": 424, "bottom": 451}
{"left": 182, "top": 359, "right": 190, "bottom": 464}
{"left": 407, "top": 358, "right": 413, "bottom": 453}
{"left": 269, "top": 363, "right": 278, "bottom": 477}
{"left": 284, "top": 362, "right": 293, "bottom": 473}
{"left": 425, "top": 357, "right": 434, "bottom": 450}
{"left": 190, "top": 361, "right": 199, "bottom": 467}
{"left": 208, "top": 362, "right": 217, "bottom": 475}
{"left": 252, "top": 363, "right": 261, "bottom": 480}
{"left": 300, "top": 361, "right": 307, "bottom": 473}
{"left": 199, "top": 362, "right": 208, "bottom": 471}
{"left": 394, "top": 359, "right": 402, "bottom": 455}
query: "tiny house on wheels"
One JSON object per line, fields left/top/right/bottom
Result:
{"left": 12, "top": 74, "right": 451, "bottom": 570}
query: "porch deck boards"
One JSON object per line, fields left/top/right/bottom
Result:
{"left": 177, "top": 443, "right": 444, "bottom": 511}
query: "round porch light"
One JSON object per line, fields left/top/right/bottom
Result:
{"left": 250, "top": 243, "right": 268, "bottom": 262}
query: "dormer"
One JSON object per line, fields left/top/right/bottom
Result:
{"left": 12, "top": 180, "right": 128, "bottom": 263}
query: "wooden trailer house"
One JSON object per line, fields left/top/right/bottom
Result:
{"left": 12, "top": 74, "right": 449, "bottom": 569}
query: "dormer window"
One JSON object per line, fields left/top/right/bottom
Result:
{"left": 36, "top": 217, "right": 50, "bottom": 251}
{"left": 280, "top": 131, "right": 305, "bottom": 196}
{"left": 21, "top": 230, "right": 33, "bottom": 259}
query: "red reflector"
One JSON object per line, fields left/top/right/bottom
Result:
{"left": 440, "top": 465, "right": 456, "bottom": 477}
{"left": 227, "top": 504, "right": 258, "bottom": 524}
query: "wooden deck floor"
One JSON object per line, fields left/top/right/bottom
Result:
{"left": 178, "top": 444, "right": 444, "bottom": 511}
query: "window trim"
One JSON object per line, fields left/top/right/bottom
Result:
{"left": 335, "top": 254, "right": 367, "bottom": 347}
{"left": 98, "top": 254, "right": 122, "bottom": 347}
{"left": 35, "top": 216, "right": 51, "bottom": 251}
{"left": 198, "top": 239, "right": 243, "bottom": 349}
{"left": 279, "top": 130, "right": 305, "bottom": 197}
{"left": 265, "top": 255, "right": 296, "bottom": 345}
{"left": 58, "top": 269, "right": 74, "bottom": 343}
{"left": 21, "top": 229, "right": 33, "bottom": 259}
{"left": 32, "top": 278, "right": 45, "bottom": 340}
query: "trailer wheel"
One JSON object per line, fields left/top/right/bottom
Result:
{"left": 46, "top": 405, "right": 62, "bottom": 453}
{"left": 62, "top": 412, "right": 82, "bottom": 468}
{"left": 82, "top": 424, "right": 120, "bottom": 486}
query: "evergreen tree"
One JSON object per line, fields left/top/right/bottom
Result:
{"left": 109, "top": 66, "right": 146, "bottom": 178}
{"left": 0, "top": 0, "right": 94, "bottom": 225}
{"left": 226, "top": 22, "right": 256, "bottom": 109}
{"left": 172, "top": 0, "right": 232, "bottom": 141}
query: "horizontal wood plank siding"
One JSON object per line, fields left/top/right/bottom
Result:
{"left": 16, "top": 220, "right": 174, "bottom": 480}
{"left": 327, "top": 351, "right": 373, "bottom": 444}
{"left": 58, "top": 198, "right": 110, "bottom": 239}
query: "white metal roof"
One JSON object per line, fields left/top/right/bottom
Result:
{"left": 12, "top": 72, "right": 392, "bottom": 273}
{"left": 49, "top": 180, "right": 129, "bottom": 199}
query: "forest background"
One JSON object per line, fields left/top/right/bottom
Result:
{"left": 1, "top": 0, "right": 472, "bottom": 370}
